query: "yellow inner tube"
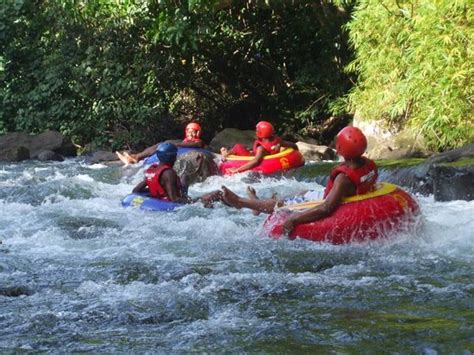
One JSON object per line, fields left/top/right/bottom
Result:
{"left": 286, "top": 182, "right": 398, "bottom": 211}
{"left": 225, "top": 148, "right": 296, "bottom": 161}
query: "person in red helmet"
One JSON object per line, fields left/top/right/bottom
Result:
{"left": 219, "top": 126, "right": 378, "bottom": 234}
{"left": 116, "top": 121, "right": 206, "bottom": 165}
{"left": 177, "top": 122, "right": 205, "bottom": 147}
{"left": 220, "top": 120, "right": 299, "bottom": 174}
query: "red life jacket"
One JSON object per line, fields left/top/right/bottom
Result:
{"left": 183, "top": 137, "right": 203, "bottom": 144}
{"left": 324, "top": 158, "right": 378, "bottom": 198}
{"left": 253, "top": 136, "right": 282, "bottom": 155}
{"left": 145, "top": 163, "right": 182, "bottom": 200}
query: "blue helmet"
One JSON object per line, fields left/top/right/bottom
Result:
{"left": 155, "top": 143, "right": 178, "bottom": 164}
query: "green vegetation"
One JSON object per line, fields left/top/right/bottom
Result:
{"left": 344, "top": 0, "right": 473, "bottom": 151}
{"left": 1, "top": 0, "right": 472, "bottom": 152}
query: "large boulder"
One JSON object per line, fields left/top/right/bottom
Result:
{"left": 175, "top": 150, "right": 218, "bottom": 187}
{"left": 426, "top": 144, "right": 474, "bottom": 201}
{"left": 0, "top": 146, "right": 30, "bottom": 162}
{"left": 0, "top": 132, "right": 32, "bottom": 161}
{"left": 353, "top": 116, "right": 432, "bottom": 159}
{"left": 29, "top": 130, "right": 77, "bottom": 158}
{"left": 0, "top": 130, "right": 76, "bottom": 162}
{"left": 296, "top": 141, "right": 337, "bottom": 162}
{"left": 430, "top": 163, "right": 474, "bottom": 202}
{"left": 208, "top": 128, "right": 255, "bottom": 153}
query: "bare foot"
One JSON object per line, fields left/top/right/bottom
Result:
{"left": 247, "top": 186, "right": 258, "bottom": 199}
{"left": 200, "top": 190, "right": 223, "bottom": 208}
{"left": 247, "top": 186, "right": 260, "bottom": 216}
{"left": 116, "top": 151, "right": 131, "bottom": 166}
{"left": 221, "top": 186, "right": 243, "bottom": 209}
{"left": 123, "top": 152, "right": 138, "bottom": 164}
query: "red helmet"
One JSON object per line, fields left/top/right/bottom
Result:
{"left": 185, "top": 122, "right": 201, "bottom": 138}
{"left": 256, "top": 121, "right": 275, "bottom": 139}
{"left": 336, "top": 126, "right": 367, "bottom": 159}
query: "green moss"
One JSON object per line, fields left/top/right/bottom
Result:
{"left": 437, "top": 157, "right": 474, "bottom": 168}
{"left": 375, "top": 158, "right": 426, "bottom": 169}
{"left": 287, "top": 162, "right": 337, "bottom": 179}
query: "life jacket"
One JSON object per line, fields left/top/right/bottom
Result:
{"left": 183, "top": 137, "right": 203, "bottom": 144}
{"left": 324, "top": 158, "right": 378, "bottom": 198}
{"left": 253, "top": 136, "right": 282, "bottom": 156}
{"left": 145, "top": 163, "right": 182, "bottom": 200}
{"left": 231, "top": 143, "right": 253, "bottom": 156}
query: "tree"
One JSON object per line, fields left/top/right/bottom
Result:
{"left": 344, "top": 0, "right": 473, "bottom": 151}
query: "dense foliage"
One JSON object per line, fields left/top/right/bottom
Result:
{"left": 1, "top": 0, "right": 354, "bottom": 150}
{"left": 1, "top": 0, "right": 471, "bottom": 151}
{"left": 344, "top": 0, "right": 473, "bottom": 151}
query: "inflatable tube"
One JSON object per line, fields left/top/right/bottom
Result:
{"left": 219, "top": 148, "right": 305, "bottom": 175}
{"left": 264, "top": 183, "right": 420, "bottom": 244}
{"left": 121, "top": 192, "right": 184, "bottom": 211}
{"left": 144, "top": 147, "right": 214, "bottom": 165}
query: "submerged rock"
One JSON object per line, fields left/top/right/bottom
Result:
{"left": 0, "top": 286, "right": 34, "bottom": 297}
{"left": 37, "top": 150, "right": 64, "bottom": 162}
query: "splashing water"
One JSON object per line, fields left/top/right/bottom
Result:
{"left": 0, "top": 159, "right": 472, "bottom": 352}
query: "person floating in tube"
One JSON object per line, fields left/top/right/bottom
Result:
{"left": 220, "top": 120, "right": 299, "bottom": 174}
{"left": 131, "top": 143, "right": 221, "bottom": 206}
{"left": 117, "top": 122, "right": 205, "bottom": 166}
{"left": 219, "top": 126, "right": 378, "bottom": 234}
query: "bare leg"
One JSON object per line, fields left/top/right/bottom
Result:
{"left": 221, "top": 186, "right": 281, "bottom": 214}
{"left": 199, "top": 190, "right": 223, "bottom": 208}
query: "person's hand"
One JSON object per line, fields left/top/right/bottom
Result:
{"left": 282, "top": 215, "right": 296, "bottom": 235}
{"left": 227, "top": 167, "right": 240, "bottom": 174}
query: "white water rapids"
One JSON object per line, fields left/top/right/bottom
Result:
{"left": 0, "top": 159, "right": 472, "bottom": 352}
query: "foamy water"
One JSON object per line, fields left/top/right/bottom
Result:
{"left": 0, "top": 159, "right": 472, "bottom": 352}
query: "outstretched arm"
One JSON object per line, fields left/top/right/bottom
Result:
{"left": 228, "top": 146, "right": 266, "bottom": 174}
{"left": 134, "top": 144, "right": 159, "bottom": 161}
{"left": 282, "top": 173, "right": 354, "bottom": 233}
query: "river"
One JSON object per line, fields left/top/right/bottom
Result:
{"left": 0, "top": 159, "right": 472, "bottom": 352}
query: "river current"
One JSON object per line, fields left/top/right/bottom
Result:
{"left": 0, "top": 159, "right": 472, "bottom": 352}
